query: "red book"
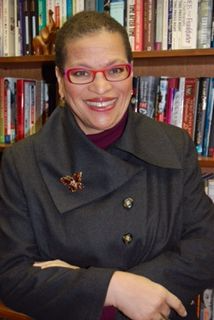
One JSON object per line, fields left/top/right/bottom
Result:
{"left": 143, "top": 0, "right": 155, "bottom": 51}
{"left": 134, "top": 0, "right": 144, "bottom": 51}
{"left": 16, "top": 79, "right": 25, "bottom": 141}
{"left": 182, "top": 78, "right": 199, "bottom": 139}
{"left": 165, "top": 77, "right": 179, "bottom": 124}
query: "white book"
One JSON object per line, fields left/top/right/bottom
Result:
{"left": 155, "top": 0, "right": 164, "bottom": 50}
{"left": 197, "top": 0, "right": 213, "bottom": 48}
{"left": 74, "top": 0, "right": 85, "bottom": 14}
{"left": 162, "top": 0, "right": 169, "bottom": 50}
{"left": 3, "top": 0, "right": 15, "bottom": 56}
{"left": 180, "top": 0, "right": 198, "bottom": 49}
{"left": 110, "top": 0, "right": 125, "bottom": 26}
{"left": 171, "top": 77, "right": 185, "bottom": 128}
{"left": 126, "top": 0, "right": 135, "bottom": 50}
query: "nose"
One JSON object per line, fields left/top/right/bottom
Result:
{"left": 88, "top": 71, "right": 112, "bottom": 94}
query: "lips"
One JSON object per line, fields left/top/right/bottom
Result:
{"left": 85, "top": 98, "right": 117, "bottom": 109}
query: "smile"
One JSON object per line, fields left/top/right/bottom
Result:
{"left": 86, "top": 99, "right": 117, "bottom": 108}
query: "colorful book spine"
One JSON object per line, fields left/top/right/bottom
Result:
{"left": 134, "top": 0, "right": 143, "bottom": 51}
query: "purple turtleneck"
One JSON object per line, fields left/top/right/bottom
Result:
{"left": 87, "top": 111, "right": 128, "bottom": 149}
{"left": 86, "top": 111, "right": 128, "bottom": 320}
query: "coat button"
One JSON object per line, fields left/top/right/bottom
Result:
{"left": 122, "top": 233, "right": 133, "bottom": 245}
{"left": 123, "top": 197, "right": 134, "bottom": 209}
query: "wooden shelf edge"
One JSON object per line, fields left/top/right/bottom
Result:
{"left": 1, "top": 48, "right": 214, "bottom": 64}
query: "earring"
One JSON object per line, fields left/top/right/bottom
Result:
{"left": 59, "top": 96, "right": 65, "bottom": 107}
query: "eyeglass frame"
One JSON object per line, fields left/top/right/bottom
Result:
{"left": 62, "top": 63, "right": 132, "bottom": 85}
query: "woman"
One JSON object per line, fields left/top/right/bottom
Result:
{"left": 0, "top": 11, "right": 214, "bottom": 320}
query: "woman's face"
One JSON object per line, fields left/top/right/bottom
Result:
{"left": 56, "top": 30, "right": 133, "bottom": 134}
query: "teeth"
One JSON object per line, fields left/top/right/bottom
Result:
{"left": 86, "top": 99, "right": 116, "bottom": 108}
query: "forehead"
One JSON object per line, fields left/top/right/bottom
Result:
{"left": 64, "top": 31, "right": 127, "bottom": 67}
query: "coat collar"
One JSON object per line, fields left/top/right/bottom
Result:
{"left": 34, "top": 105, "right": 181, "bottom": 214}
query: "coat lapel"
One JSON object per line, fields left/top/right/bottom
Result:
{"left": 34, "top": 106, "right": 143, "bottom": 214}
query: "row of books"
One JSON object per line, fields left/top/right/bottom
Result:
{"left": 0, "top": 0, "right": 110, "bottom": 56}
{"left": 112, "top": 0, "right": 214, "bottom": 51}
{"left": 131, "top": 76, "right": 214, "bottom": 158}
{"left": 1, "top": 0, "right": 214, "bottom": 57}
{"left": 0, "top": 77, "right": 56, "bottom": 144}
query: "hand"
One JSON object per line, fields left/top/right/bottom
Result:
{"left": 33, "top": 259, "right": 80, "bottom": 270}
{"left": 105, "top": 271, "right": 187, "bottom": 320}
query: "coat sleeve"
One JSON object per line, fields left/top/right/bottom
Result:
{"left": 0, "top": 147, "right": 115, "bottom": 320}
{"left": 128, "top": 130, "right": 214, "bottom": 307}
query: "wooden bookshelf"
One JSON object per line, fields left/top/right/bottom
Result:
{"left": 0, "top": 50, "right": 214, "bottom": 170}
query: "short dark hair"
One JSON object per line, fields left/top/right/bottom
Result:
{"left": 55, "top": 11, "right": 133, "bottom": 72}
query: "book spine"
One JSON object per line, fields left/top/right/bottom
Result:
{"left": 194, "top": 77, "right": 210, "bottom": 155}
{"left": 167, "top": 0, "right": 173, "bottom": 49}
{"left": 155, "top": 0, "right": 163, "bottom": 50}
{"left": 110, "top": 0, "right": 125, "bottom": 26}
{"left": 0, "top": 78, "right": 5, "bottom": 144}
{"left": 126, "top": 0, "right": 135, "bottom": 51}
{"left": 38, "top": 0, "right": 46, "bottom": 31}
{"left": 202, "top": 77, "right": 214, "bottom": 156}
{"left": 208, "top": 107, "right": 214, "bottom": 157}
{"left": 84, "top": 0, "right": 96, "bottom": 11}
{"left": 165, "top": 77, "right": 179, "bottom": 124}
{"left": 0, "top": 0, "right": 3, "bottom": 56}
{"left": 3, "top": 0, "right": 15, "bottom": 56}
{"left": 143, "top": 0, "right": 155, "bottom": 51}
{"left": 181, "top": 0, "right": 198, "bottom": 49}
{"left": 182, "top": 78, "right": 199, "bottom": 138}
{"left": 134, "top": 0, "right": 143, "bottom": 51}
{"left": 154, "top": 76, "right": 168, "bottom": 122}
{"left": 162, "top": 0, "right": 168, "bottom": 50}
{"left": 66, "top": 0, "right": 73, "bottom": 18}
{"left": 197, "top": 0, "right": 213, "bottom": 48}
{"left": 16, "top": 79, "right": 25, "bottom": 141}
{"left": 170, "top": 77, "right": 185, "bottom": 128}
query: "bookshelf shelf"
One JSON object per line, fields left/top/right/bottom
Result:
{"left": 0, "top": 49, "right": 214, "bottom": 170}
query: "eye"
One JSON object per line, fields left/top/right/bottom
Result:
{"left": 108, "top": 66, "right": 125, "bottom": 75}
{"left": 70, "top": 69, "right": 91, "bottom": 77}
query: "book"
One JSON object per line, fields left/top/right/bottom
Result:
{"left": 181, "top": 0, "right": 198, "bottom": 49}
{"left": 138, "top": 76, "right": 159, "bottom": 118}
{"left": 0, "top": 0, "right": 3, "bottom": 56}
{"left": 134, "top": 0, "right": 143, "bottom": 51}
{"left": 66, "top": 0, "right": 73, "bottom": 18}
{"left": 143, "top": 0, "right": 155, "bottom": 51}
{"left": 3, "top": 78, "right": 16, "bottom": 144}
{"left": 197, "top": 0, "right": 213, "bottom": 48}
{"left": 154, "top": 76, "right": 168, "bottom": 122}
{"left": 110, "top": 0, "right": 126, "bottom": 26}
{"left": 167, "top": 0, "right": 173, "bottom": 49}
{"left": 0, "top": 78, "right": 5, "bottom": 144}
{"left": 171, "top": 77, "right": 185, "bottom": 128}
{"left": 182, "top": 78, "right": 199, "bottom": 138}
{"left": 194, "top": 77, "right": 210, "bottom": 154}
{"left": 38, "top": 0, "right": 47, "bottom": 32}
{"left": 161, "top": 0, "right": 168, "bottom": 50}
{"left": 84, "top": 0, "right": 96, "bottom": 11}
{"left": 155, "top": 0, "right": 164, "bottom": 50}
{"left": 126, "top": 0, "right": 135, "bottom": 51}
{"left": 208, "top": 106, "right": 214, "bottom": 157}
{"left": 2, "top": 0, "right": 15, "bottom": 56}
{"left": 165, "top": 77, "right": 179, "bottom": 124}
{"left": 202, "top": 77, "right": 214, "bottom": 156}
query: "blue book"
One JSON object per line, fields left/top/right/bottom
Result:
{"left": 202, "top": 78, "right": 214, "bottom": 156}
{"left": 109, "top": 0, "right": 125, "bottom": 26}
{"left": 67, "top": 0, "right": 73, "bottom": 18}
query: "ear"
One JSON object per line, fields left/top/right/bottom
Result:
{"left": 55, "top": 66, "right": 65, "bottom": 99}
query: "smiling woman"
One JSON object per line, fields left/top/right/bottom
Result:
{"left": 0, "top": 10, "right": 214, "bottom": 320}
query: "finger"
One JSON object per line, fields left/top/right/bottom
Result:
{"left": 166, "top": 293, "right": 187, "bottom": 317}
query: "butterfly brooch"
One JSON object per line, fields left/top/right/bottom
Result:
{"left": 60, "top": 171, "right": 84, "bottom": 192}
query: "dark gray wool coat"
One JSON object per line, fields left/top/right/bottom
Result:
{"left": 0, "top": 105, "right": 213, "bottom": 320}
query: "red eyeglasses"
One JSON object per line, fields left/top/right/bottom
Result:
{"left": 63, "top": 63, "right": 132, "bottom": 84}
